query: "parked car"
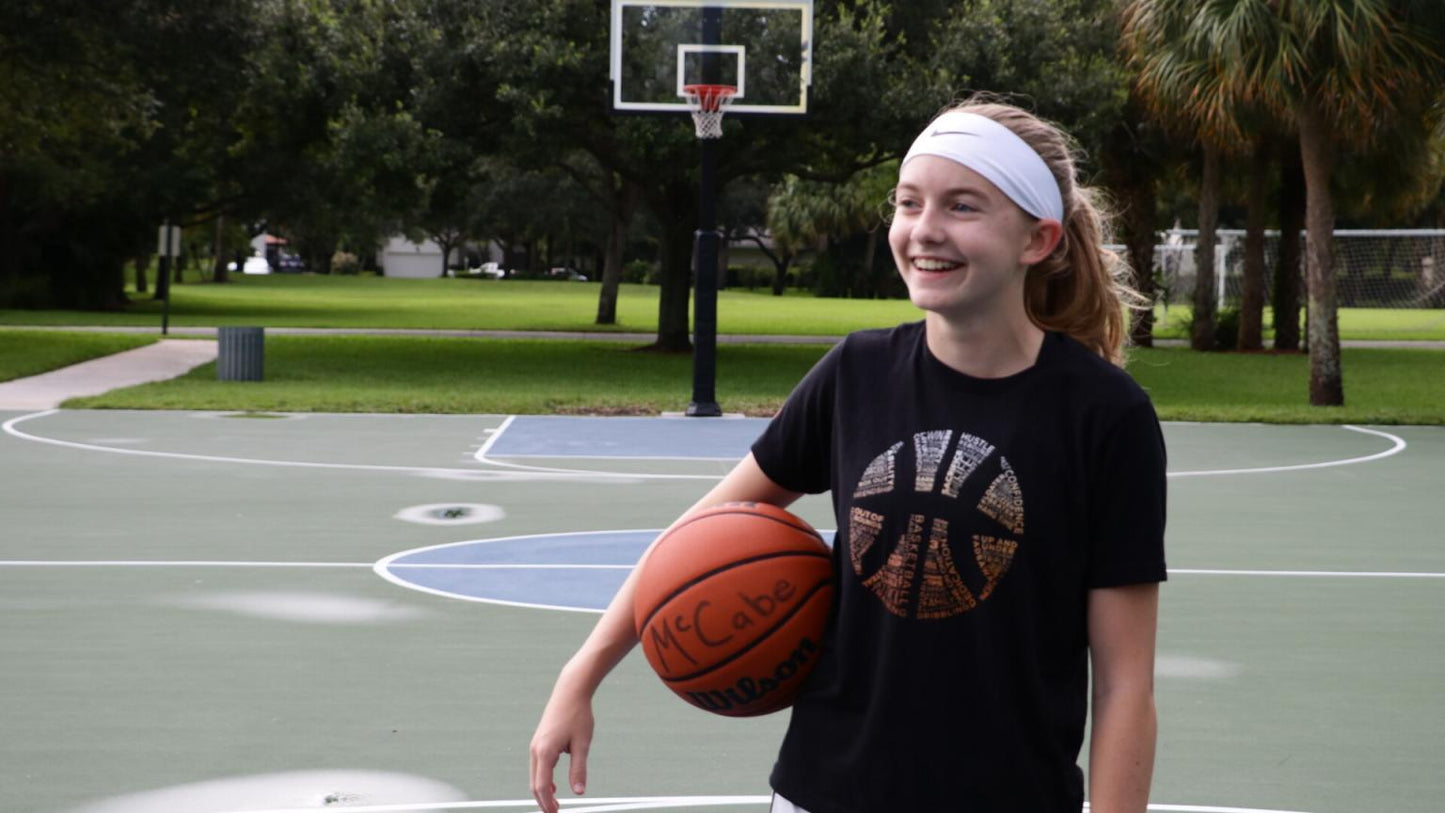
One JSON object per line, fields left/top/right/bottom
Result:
{"left": 471, "top": 261, "right": 506, "bottom": 279}
{"left": 547, "top": 266, "right": 588, "bottom": 281}
{"left": 275, "top": 254, "right": 305, "bottom": 272}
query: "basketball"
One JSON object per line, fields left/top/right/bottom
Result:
{"left": 633, "top": 501, "right": 834, "bottom": 717}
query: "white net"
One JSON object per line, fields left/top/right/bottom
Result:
{"left": 683, "top": 84, "right": 736, "bottom": 140}
{"left": 1109, "top": 229, "right": 1445, "bottom": 335}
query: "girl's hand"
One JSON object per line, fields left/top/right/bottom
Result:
{"left": 529, "top": 682, "right": 595, "bottom": 813}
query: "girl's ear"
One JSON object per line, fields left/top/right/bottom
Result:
{"left": 1020, "top": 219, "right": 1063, "bottom": 266}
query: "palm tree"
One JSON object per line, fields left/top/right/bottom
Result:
{"left": 1125, "top": 0, "right": 1445, "bottom": 405}
{"left": 763, "top": 164, "right": 896, "bottom": 297}
{"left": 1122, "top": 2, "right": 1246, "bottom": 352}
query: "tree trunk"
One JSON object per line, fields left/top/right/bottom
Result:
{"left": 597, "top": 181, "right": 637, "bottom": 325}
{"left": 1273, "top": 144, "right": 1305, "bottom": 351}
{"left": 135, "top": 254, "right": 149, "bottom": 295}
{"left": 153, "top": 252, "right": 171, "bottom": 302}
{"left": 0, "top": 174, "right": 16, "bottom": 301}
{"left": 771, "top": 254, "right": 793, "bottom": 296}
{"left": 1121, "top": 174, "right": 1158, "bottom": 348}
{"left": 653, "top": 208, "right": 695, "bottom": 352}
{"left": 1238, "top": 139, "right": 1270, "bottom": 351}
{"left": 212, "top": 215, "right": 230, "bottom": 284}
{"left": 1296, "top": 102, "right": 1344, "bottom": 406}
{"left": 436, "top": 235, "right": 456, "bottom": 278}
{"left": 1191, "top": 144, "right": 1222, "bottom": 351}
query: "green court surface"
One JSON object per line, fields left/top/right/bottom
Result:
{"left": 2, "top": 409, "right": 1443, "bottom": 813}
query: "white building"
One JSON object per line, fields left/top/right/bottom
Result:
{"left": 379, "top": 236, "right": 447, "bottom": 278}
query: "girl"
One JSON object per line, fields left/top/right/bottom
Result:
{"left": 530, "top": 98, "right": 1166, "bottom": 813}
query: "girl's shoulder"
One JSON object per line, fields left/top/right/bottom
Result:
{"left": 836, "top": 321, "right": 925, "bottom": 358}
{"left": 1044, "top": 333, "right": 1155, "bottom": 413}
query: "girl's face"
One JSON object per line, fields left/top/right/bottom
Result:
{"left": 889, "top": 155, "right": 1056, "bottom": 325}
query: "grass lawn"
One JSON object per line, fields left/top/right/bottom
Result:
{"left": 0, "top": 275, "right": 918, "bottom": 336}
{"left": 1151, "top": 304, "right": 1445, "bottom": 340}
{"left": 4, "top": 273, "right": 1442, "bottom": 339}
{"left": 61, "top": 335, "right": 1445, "bottom": 424}
{"left": 0, "top": 330, "right": 156, "bottom": 383}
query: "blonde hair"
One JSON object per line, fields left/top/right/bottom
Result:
{"left": 939, "top": 99, "right": 1140, "bottom": 366}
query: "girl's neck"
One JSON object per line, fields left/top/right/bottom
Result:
{"left": 924, "top": 311, "right": 1046, "bottom": 379}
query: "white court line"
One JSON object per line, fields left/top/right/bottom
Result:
{"left": 2, "top": 411, "right": 1410, "bottom": 482}
{"left": 473, "top": 414, "right": 514, "bottom": 458}
{"left": 0, "top": 410, "right": 622, "bottom": 481}
{"left": 0, "top": 560, "right": 372, "bottom": 568}
{"left": 477, "top": 420, "right": 1407, "bottom": 480}
{"left": 0, "top": 561, "right": 630, "bottom": 570}
{"left": 1168, "top": 424, "right": 1407, "bottom": 477}
{"left": 1172, "top": 568, "right": 1445, "bottom": 579}
{"left": 221, "top": 795, "right": 1318, "bottom": 813}
{"left": 2, "top": 561, "right": 1441, "bottom": 579}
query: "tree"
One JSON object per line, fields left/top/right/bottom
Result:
{"left": 1099, "top": 88, "right": 1172, "bottom": 348}
{"left": 764, "top": 164, "right": 896, "bottom": 298}
{"left": 1126, "top": 0, "right": 1445, "bottom": 404}
{"left": 1122, "top": 1, "right": 1249, "bottom": 352}
{"left": 477, "top": 0, "right": 925, "bottom": 351}
{"left": 1, "top": 0, "right": 262, "bottom": 308}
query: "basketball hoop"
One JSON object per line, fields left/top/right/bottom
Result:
{"left": 682, "top": 84, "right": 737, "bottom": 139}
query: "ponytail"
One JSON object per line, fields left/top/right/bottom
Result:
{"left": 943, "top": 99, "right": 1143, "bottom": 366}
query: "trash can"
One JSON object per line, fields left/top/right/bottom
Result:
{"left": 217, "top": 327, "right": 264, "bottom": 381}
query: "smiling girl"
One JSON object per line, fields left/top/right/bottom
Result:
{"left": 530, "top": 99, "right": 1167, "bottom": 813}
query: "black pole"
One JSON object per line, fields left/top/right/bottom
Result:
{"left": 688, "top": 138, "right": 722, "bottom": 416}
{"left": 159, "top": 222, "right": 172, "bottom": 336}
{"left": 687, "top": 7, "right": 724, "bottom": 417}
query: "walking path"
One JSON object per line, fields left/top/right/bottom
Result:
{"left": 1, "top": 326, "right": 1441, "bottom": 410}
{"left": 0, "top": 339, "right": 217, "bottom": 410}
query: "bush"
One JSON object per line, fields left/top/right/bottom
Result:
{"left": 0, "top": 275, "right": 54, "bottom": 309}
{"left": 622, "top": 259, "right": 657, "bottom": 285}
{"left": 1191, "top": 306, "right": 1241, "bottom": 351}
{"left": 725, "top": 265, "right": 775, "bottom": 290}
{"left": 332, "top": 252, "right": 360, "bottom": 275}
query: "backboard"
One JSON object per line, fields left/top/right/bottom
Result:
{"left": 610, "top": 0, "right": 813, "bottom": 116}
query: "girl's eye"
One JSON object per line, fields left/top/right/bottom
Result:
{"left": 950, "top": 201, "right": 977, "bottom": 214}
{"left": 895, "top": 197, "right": 921, "bottom": 210}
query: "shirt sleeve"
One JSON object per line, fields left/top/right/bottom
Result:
{"left": 750, "top": 340, "right": 842, "bottom": 495}
{"left": 1086, "top": 398, "right": 1168, "bottom": 588}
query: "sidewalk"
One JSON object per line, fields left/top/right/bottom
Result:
{"left": 0, "top": 339, "right": 217, "bottom": 410}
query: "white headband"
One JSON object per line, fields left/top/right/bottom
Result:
{"left": 901, "top": 111, "right": 1064, "bottom": 222}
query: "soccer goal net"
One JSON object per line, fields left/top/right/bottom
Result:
{"left": 1110, "top": 229, "right": 1445, "bottom": 336}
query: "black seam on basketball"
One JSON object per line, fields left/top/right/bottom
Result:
{"left": 637, "top": 550, "right": 830, "bottom": 634}
{"left": 671, "top": 507, "right": 825, "bottom": 544}
{"left": 659, "top": 576, "right": 833, "bottom": 685}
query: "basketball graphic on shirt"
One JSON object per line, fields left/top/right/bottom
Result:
{"left": 848, "top": 430, "right": 1023, "bottom": 619}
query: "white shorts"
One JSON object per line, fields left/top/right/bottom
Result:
{"left": 770, "top": 793, "right": 811, "bottom": 813}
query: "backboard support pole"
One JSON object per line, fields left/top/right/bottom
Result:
{"left": 687, "top": 7, "right": 725, "bottom": 417}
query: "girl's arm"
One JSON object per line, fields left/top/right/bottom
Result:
{"left": 1086, "top": 582, "right": 1160, "bottom": 813}
{"left": 528, "top": 453, "right": 803, "bottom": 813}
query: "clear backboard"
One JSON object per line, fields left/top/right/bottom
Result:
{"left": 610, "top": 0, "right": 813, "bottom": 116}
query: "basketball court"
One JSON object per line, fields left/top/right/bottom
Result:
{"left": 2, "top": 407, "right": 1443, "bottom": 813}
{"left": 5, "top": 2, "right": 1443, "bottom": 811}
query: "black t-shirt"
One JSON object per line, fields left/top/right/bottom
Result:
{"left": 751, "top": 322, "right": 1167, "bottom": 813}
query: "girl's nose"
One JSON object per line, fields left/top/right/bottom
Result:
{"left": 911, "top": 203, "right": 947, "bottom": 243}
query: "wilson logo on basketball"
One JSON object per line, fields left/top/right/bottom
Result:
{"left": 849, "top": 430, "right": 1023, "bottom": 619}
{"left": 684, "top": 636, "right": 821, "bottom": 714}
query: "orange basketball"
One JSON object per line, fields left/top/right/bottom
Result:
{"left": 633, "top": 501, "right": 834, "bottom": 717}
